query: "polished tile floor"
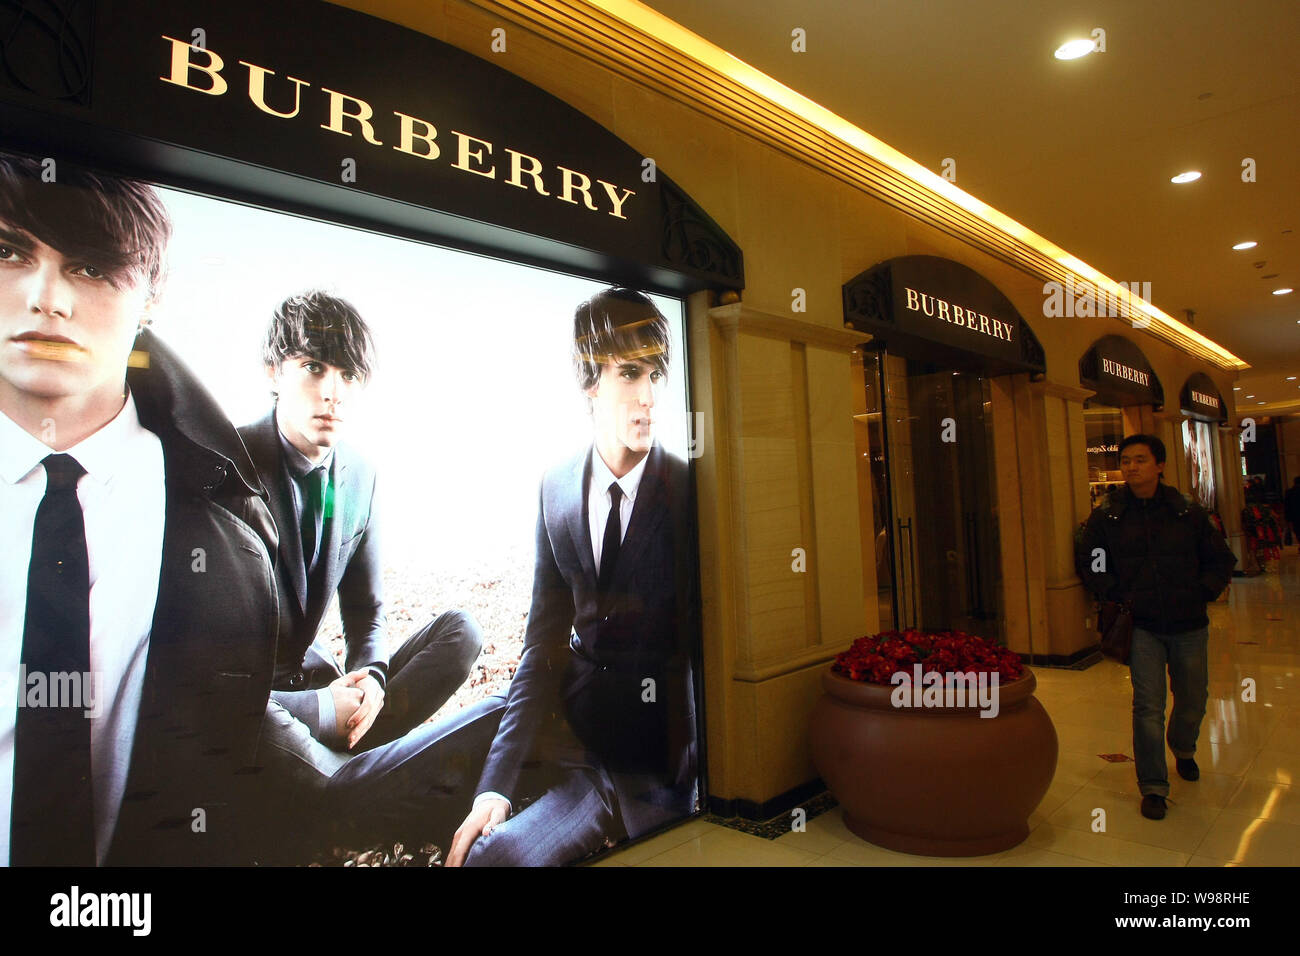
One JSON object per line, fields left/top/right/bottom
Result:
{"left": 594, "top": 549, "right": 1300, "bottom": 867}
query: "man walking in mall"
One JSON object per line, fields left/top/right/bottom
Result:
{"left": 1284, "top": 476, "right": 1300, "bottom": 545}
{"left": 1076, "top": 434, "right": 1236, "bottom": 820}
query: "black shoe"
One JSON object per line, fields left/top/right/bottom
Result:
{"left": 1176, "top": 758, "right": 1200, "bottom": 781}
{"left": 1141, "top": 794, "right": 1167, "bottom": 820}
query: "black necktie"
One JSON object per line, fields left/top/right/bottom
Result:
{"left": 12, "top": 453, "right": 95, "bottom": 866}
{"left": 301, "top": 465, "right": 326, "bottom": 574}
{"left": 597, "top": 482, "right": 623, "bottom": 593}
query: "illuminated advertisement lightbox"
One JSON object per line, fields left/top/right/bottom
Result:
{"left": 0, "top": 148, "right": 703, "bottom": 867}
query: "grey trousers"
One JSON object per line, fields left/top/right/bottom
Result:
{"left": 258, "top": 610, "right": 505, "bottom": 859}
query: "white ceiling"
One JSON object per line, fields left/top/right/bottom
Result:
{"left": 639, "top": 0, "right": 1300, "bottom": 411}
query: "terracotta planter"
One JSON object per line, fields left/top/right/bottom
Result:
{"left": 809, "top": 668, "right": 1057, "bottom": 856}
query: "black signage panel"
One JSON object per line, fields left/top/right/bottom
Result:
{"left": 1180, "top": 372, "right": 1228, "bottom": 423}
{"left": 0, "top": 0, "right": 742, "bottom": 294}
{"left": 842, "top": 255, "right": 1046, "bottom": 376}
{"left": 1079, "top": 334, "right": 1164, "bottom": 409}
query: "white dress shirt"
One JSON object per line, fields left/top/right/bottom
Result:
{"left": 0, "top": 395, "right": 165, "bottom": 865}
{"left": 588, "top": 446, "right": 648, "bottom": 574}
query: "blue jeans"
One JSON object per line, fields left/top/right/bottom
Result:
{"left": 1129, "top": 626, "right": 1210, "bottom": 796}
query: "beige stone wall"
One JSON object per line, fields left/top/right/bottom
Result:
{"left": 333, "top": 0, "right": 1246, "bottom": 809}
{"left": 700, "top": 305, "right": 864, "bottom": 803}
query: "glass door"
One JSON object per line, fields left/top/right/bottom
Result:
{"left": 852, "top": 348, "right": 898, "bottom": 631}
{"left": 878, "top": 353, "right": 1003, "bottom": 641}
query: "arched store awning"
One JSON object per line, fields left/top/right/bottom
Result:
{"left": 1079, "top": 335, "right": 1164, "bottom": 410}
{"left": 1180, "top": 372, "right": 1229, "bottom": 424}
{"left": 842, "top": 256, "right": 1046, "bottom": 377}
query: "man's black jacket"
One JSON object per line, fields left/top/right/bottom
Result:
{"left": 1075, "top": 482, "right": 1236, "bottom": 635}
{"left": 107, "top": 330, "right": 280, "bottom": 865}
{"left": 1285, "top": 485, "right": 1300, "bottom": 527}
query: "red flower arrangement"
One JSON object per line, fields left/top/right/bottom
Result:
{"left": 832, "top": 629, "right": 1025, "bottom": 686}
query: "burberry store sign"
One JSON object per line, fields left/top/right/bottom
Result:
{"left": 903, "top": 288, "right": 1015, "bottom": 343}
{"left": 1101, "top": 358, "right": 1150, "bottom": 387}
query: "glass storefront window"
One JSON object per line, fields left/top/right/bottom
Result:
{"left": 852, "top": 349, "right": 898, "bottom": 632}
{"left": 1085, "top": 405, "right": 1125, "bottom": 509}
{"left": 1183, "top": 418, "right": 1219, "bottom": 512}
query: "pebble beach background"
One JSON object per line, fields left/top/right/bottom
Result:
{"left": 307, "top": 545, "right": 534, "bottom": 865}
{"left": 315, "top": 543, "right": 535, "bottom": 716}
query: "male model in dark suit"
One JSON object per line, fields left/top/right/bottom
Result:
{"left": 0, "top": 152, "right": 277, "bottom": 865}
{"left": 448, "top": 287, "right": 699, "bottom": 867}
{"left": 241, "top": 291, "right": 503, "bottom": 856}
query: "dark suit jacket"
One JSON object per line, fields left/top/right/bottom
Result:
{"left": 477, "top": 442, "right": 699, "bottom": 838}
{"left": 1286, "top": 485, "right": 1300, "bottom": 526}
{"left": 107, "top": 331, "right": 280, "bottom": 866}
{"left": 238, "top": 412, "right": 387, "bottom": 734}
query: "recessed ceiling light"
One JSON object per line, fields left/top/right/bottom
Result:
{"left": 1247, "top": 394, "right": 1256, "bottom": 398}
{"left": 1233, "top": 241, "right": 1258, "bottom": 250}
{"left": 1171, "top": 171, "right": 1201, "bottom": 184}
{"left": 1234, "top": 386, "right": 1242, "bottom": 390}
{"left": 1274, "top": 288, "right": 1294, "bottom": 295}
{"left": 1288, "top": 377, "right": 1297, "bottom": 381}
{"left": 1258, "top": 401, "right": 1266, "bottom": 405}
{"left": 1054, "top": 38, "right": 1096, "bottom": 59}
